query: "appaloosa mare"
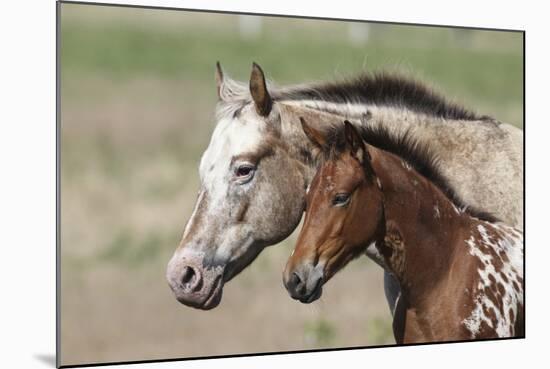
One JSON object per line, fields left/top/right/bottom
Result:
{"left": 283, "top": 120, "right": 523, "bottom": 343}
{"left": 166, "top": 62, "right": 523, "bottom": 311}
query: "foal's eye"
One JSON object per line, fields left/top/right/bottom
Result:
{"left": 332, "top": 193, "right": 350, "bottom": 207}
{"left": 235, "top": 164, "right": 256, "bottom": 182}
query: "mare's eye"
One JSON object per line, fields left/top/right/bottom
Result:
{"left": 235, "top": 164, "right": 256, "bottom": 182}
{"left": 332, "top": 193, "right": 350, "bottom": 207}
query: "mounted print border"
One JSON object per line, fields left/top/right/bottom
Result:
{"left": 57, "top": 1, "right": 525, "bottom": 367}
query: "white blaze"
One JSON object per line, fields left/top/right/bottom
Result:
{"left": 199, "top": 114, "right": 265, "bottom": 207}
{"left": 182, "top": 189, "right": 206, "bottom": 239}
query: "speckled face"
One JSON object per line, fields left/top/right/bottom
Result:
{"left": 167, "top": 103, "right": 307, "bottom": 310}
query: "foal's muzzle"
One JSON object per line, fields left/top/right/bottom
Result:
{"left": 283, "top": 265, "right": 324, "bottom": 303}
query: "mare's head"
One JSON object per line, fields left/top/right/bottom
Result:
{"left": 283, "top": 120, "right": 385, "bottom": 303}
{"left": 166, "top": 63, "right": 308, "bottom": 309}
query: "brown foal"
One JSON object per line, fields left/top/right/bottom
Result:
{"left": 283, "top": 119, "right": 523, "bottom": 344}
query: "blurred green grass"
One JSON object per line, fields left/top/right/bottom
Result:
{"left": 304, "top": 319, "right": 337, "bottom": 347}
{"left": 61, "top": 5, "right": 523, "bottom": 126}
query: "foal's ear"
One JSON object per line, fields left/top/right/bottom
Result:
{"left": 249, "top": 62, "right": 273, "bottom": 117}
{"left": 343, "top": 121, "right": 370, "bottom": 163}
{"left": 300, "top": 117, "right": 327, "bottom": 150}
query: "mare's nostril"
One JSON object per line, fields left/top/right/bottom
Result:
{"left": 181, "top": 266, "right": 194, "bottom": 284}
{"left": 180, "top": 266, "right": 200, "bottom": 292}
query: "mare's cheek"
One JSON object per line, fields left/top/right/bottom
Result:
{"left": 246, "top": 155, "right": 306, "bottom": 244}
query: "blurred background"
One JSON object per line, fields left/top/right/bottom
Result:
{"left": 59, "top": 3, "right": 523, "bottom": 366}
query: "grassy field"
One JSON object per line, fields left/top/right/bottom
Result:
{"left": 59, "top": 3, "right": 523, "bottom": 366}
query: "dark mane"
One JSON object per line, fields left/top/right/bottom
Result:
{"left": 321, "top": 122, "right": 498, "bottom": 223}
{"left": 278, "top": 72, "right": 490, "bottom": 121}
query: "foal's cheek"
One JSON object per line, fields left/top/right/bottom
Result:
{"left": 345, "top": 199, "right": 377, "bottom": 245}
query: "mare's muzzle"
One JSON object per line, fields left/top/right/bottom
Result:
{"left": 166, "top": 252, "right": 224, "bottom": 310}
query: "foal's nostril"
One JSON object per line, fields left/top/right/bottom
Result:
{"left": 180, "top": 266, "right": 201, "bottom": 292}
{"left": 290, "top": 272, "right": 306, "bottom": 296}
{"left": 291, "top": 272, "right": 301, "bottom": 287}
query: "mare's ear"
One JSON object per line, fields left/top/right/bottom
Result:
{"left": 215, "top": 61, "right": 225, "bottom": 100}
{"left": 249, "top": 62, "right": 273, "bottom": 117}
{"left": 343, "top": 121, "right": 370, "bottom": 164}
{"left": 300, "top": 117, "right": 328, "bottom": 151}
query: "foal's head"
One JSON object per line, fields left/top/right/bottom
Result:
{"left": 283, "top": 120, "right": 385, "bottom": 303}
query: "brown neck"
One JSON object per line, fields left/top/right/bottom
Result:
{"left": 368, "top": 146, "right": 471, "bottom": 306}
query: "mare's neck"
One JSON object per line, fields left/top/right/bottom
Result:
{"left": 369, "top": 146, "right": 472, "bottom": 302}
{"left": 278, "top": 101, "right": 477, "bottom": 182}
{"left": 279, "top": 100, "right": 475, "bottom": 152}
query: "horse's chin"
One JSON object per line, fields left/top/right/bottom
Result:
{"left": 173, "top": 278, "right": 224, "bottom": 310}
{"left": 298, "top": 285, "right": 323, "bottom": 304}
{"left": 196, "top": 278, "right": 224, "bottom": 310}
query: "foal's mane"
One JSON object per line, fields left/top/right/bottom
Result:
{"left": 321, "top": 123, "right": 498, "bottom": 223}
